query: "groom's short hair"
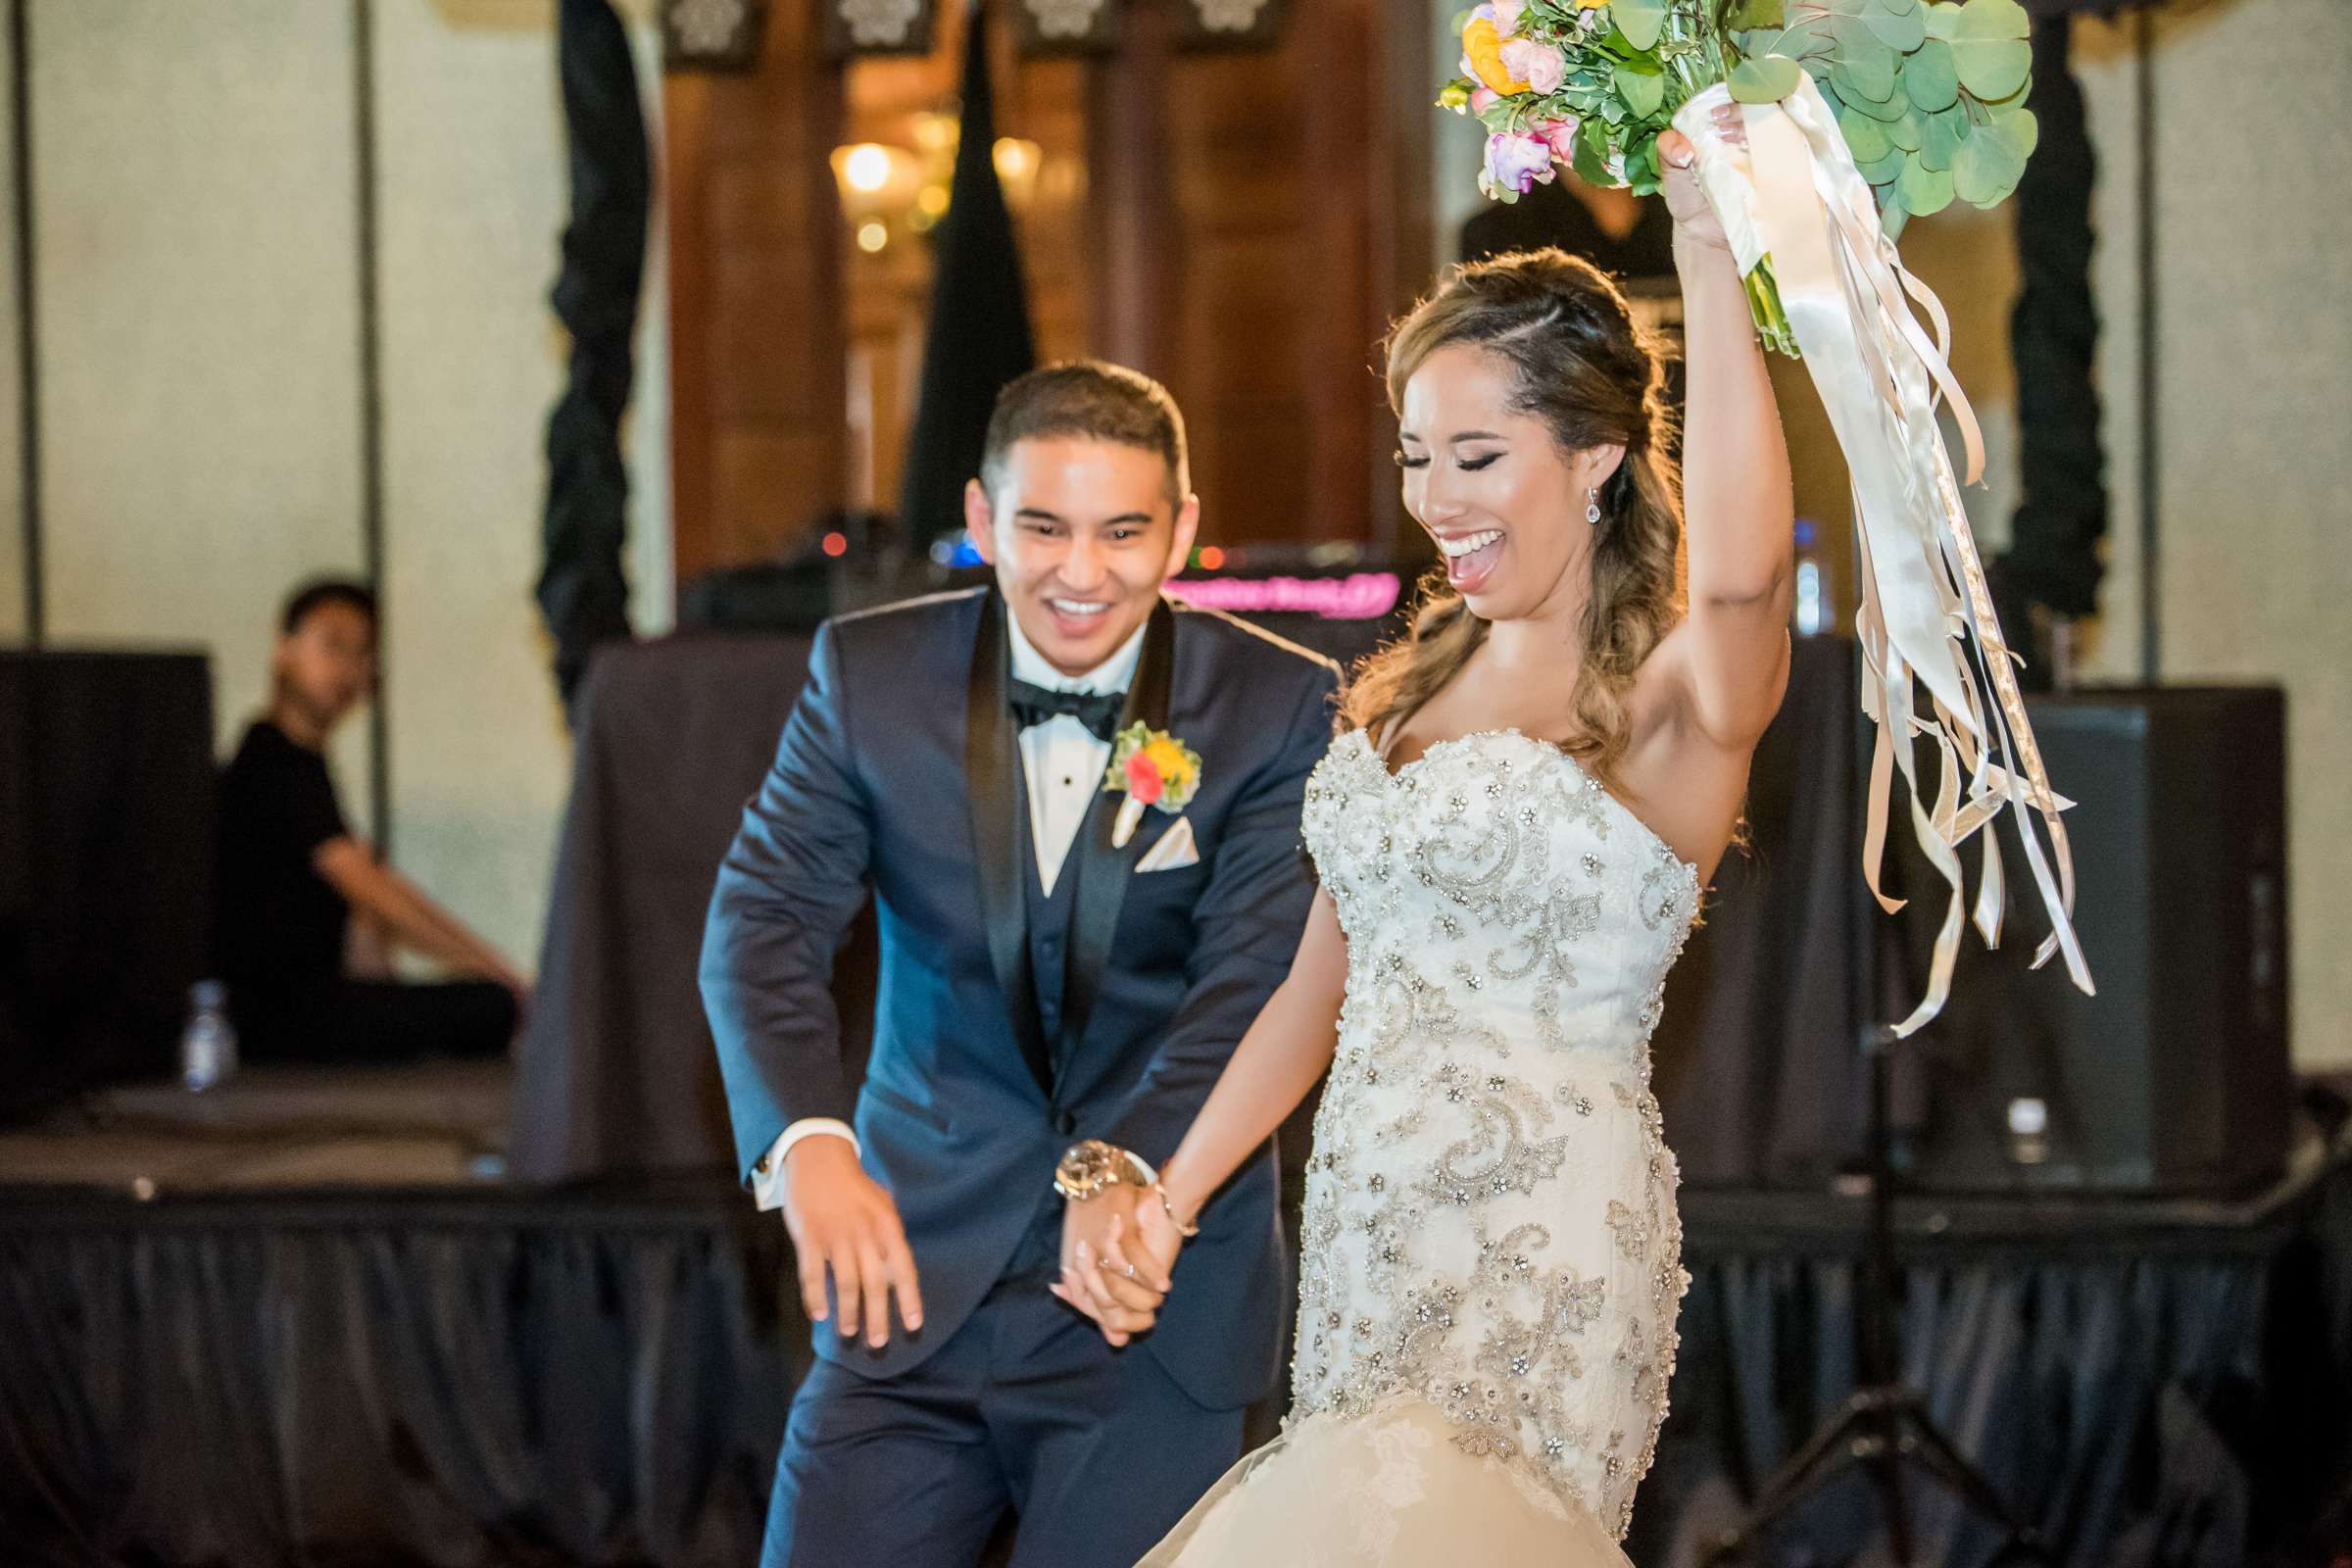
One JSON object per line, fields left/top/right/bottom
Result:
{"left": 979, "top": 361, "right": 1190, "bottom": 510}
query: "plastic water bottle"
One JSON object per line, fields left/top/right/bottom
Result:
{"left": 181, "top": 981, "right": 237, "bottom": 1092}
{"left": 1791, "top": 518, "right": 1829, "bottom": 636}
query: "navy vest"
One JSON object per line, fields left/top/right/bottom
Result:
{"left": 1016, "top": 776, "right": 1089, "bottom": 1076}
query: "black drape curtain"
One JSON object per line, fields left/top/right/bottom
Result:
{"left": 896, "top": 2, "right": 1037, "bottom": 546}
{"left": 1998, "top": 11, "right": 2108, "bottom": 650}
{"left": 4, "top": 1172, "right": 2345, "bottom": 1566}
{"left": 536, "top": 0, "right": 651, "bottom": 711}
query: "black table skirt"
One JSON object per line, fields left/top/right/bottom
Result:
{"left": 2, "top": 1162, "right": 2343, "bottom": 1568}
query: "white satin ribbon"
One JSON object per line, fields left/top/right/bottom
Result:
{"left": 1673, "top": 79, "right": 2095, "bottom": 1035}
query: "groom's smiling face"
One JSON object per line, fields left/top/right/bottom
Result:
{"left": 965, "top": 436, "right": 1200, "bottom": 679}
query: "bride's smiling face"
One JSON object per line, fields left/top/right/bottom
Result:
{"left": 1397, "top": 342, "right": 1621, "bottom": 624}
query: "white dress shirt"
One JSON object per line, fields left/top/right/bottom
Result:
{"left": 752, "top": 614, "right": 1150, "bottom": 1211}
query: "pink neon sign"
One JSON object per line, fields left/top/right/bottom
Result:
{"left": 1162, "top": 571, "right": 1402, "bottom": 620}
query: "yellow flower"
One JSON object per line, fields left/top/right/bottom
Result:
{"left": 1461, "top": 16, "right": 1530, "bottom": 96}
{"left": 1578, "top": 0, "right": 1609, "bottom": 8}
{"left": 1143, "top": 738, "right": 1195, "bottom": 791}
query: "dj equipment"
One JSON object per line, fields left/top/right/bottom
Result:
{"left": 0, "top": 650, "right": 216, "bottom": 1122}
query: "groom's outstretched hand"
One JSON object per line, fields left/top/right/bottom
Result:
{"left": 780, "top": 1136, "right": 924, "bottom": 1349}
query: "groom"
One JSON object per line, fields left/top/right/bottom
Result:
{"left": 703, "top": 362, "right": 1340, "bottom": 1568}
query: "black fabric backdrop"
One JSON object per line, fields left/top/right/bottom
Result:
{"left": 508, "top": 635, "right": 872, "bottom": 1187}
{"left": 1, "top": 1167, "right": 2344, "bottom": 1566}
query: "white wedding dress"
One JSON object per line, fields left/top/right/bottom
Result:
{"left": 1142, "top": 727, "right": 1700, "bottom": 1566}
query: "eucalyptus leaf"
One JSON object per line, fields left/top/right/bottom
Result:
{"left": 1839, "top": 107, "right": 1893, "bottom": 164}
{"left": 1920, "top": 103, "right": 1968, "bottom": 170}
{"left": 1898, "top": 154, "right": 1955, "bottom": 215}
{"left": 1834, "top": 62, "right": 1905, "bottom": 117}
{"left": 1857, "top": 143, "right": 1910, "bottom": 185}
{"left": 1842, "top": 80, "right": 1910, "bottom": 122}
{"left": 1952, "top": 125, "right": 2026, "bottom": 204}
{"left": 1882, "top": 198, "right": 1910, "bottom": 240}
{"left": 1612, "top": 0, "right": 1668, "bottom": 52}
{"left": 1903, "top": 38, "right": 1960, "bottom": 113}
{"left": 1954, "top": 37, "right": 2029, "bottom": 99}
{"left": 1921, "top": 0, "right": 1961, "bottom": 39}
{"left": 1983, "top": 104, "right": 2038, "bottom": 162}
{"left": 1886, "top": 105, "right": 1924, "bottom": 152}
{"left": 1953, "top": 0, "right": 2030, "bottom": 40}
{"left": 2015, "top": 106, "right": 2040, "bottom": 159}
{"left": 1616, "top": 63, "right": 1667, "bottom": 119}
{"left": 1831, "top": 31, "right": 1898, "bottom": 102}
{"left": 1864, "top": 2, "right": 1928, "bottom": 51}
{"left": 1727, "top": 0, "right": 1787, "bottom": 25}
{"left": 1730, "top": 53, "right": 1806, "bottom": 104}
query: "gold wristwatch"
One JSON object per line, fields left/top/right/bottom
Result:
{"left": 1054, "top": 1139, "right": 1149, "bottom": 1201}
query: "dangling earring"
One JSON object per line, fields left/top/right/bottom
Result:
{"left": 1586, "top": 486, "right": 1602, "bottom": 526}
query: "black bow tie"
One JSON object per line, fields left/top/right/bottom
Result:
{"left": 1008, "top": 679, "right": 1126, "bottom": 742}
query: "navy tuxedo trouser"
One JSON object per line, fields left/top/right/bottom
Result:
{"left": 762, "top": 1197, "right": 1245, "bottom": 1568}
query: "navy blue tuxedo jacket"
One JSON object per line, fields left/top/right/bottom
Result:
{"left": 702, "top": 588, "right": 1339, "bottom": 1409}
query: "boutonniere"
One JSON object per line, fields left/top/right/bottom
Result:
{"left": 1103, "top": 722, "right": 1202, "bottom": 849}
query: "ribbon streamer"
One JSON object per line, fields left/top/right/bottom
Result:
{"left": 1674, "top": 80, "right": 2095, "bottom": 1036}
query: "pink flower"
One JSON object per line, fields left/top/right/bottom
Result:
{"left": 1536, "top": 116, "right": 1580, "bottom": 163}
{"left": 1124, "top": 752, "right": 1165, "bottom": 806}
{"left": 1499, "top": 37, "right": 1565, "bottom": 95}
{"left": 1482, "top": 131, "right": 1555, "bottom": 198}
{"left": 1492, "top": 0, "right": 1526, "bottom": 33}
{"left": 1470, "top": 86, "right": 1500, "bottom": 117}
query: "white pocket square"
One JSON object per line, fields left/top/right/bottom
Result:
{"left": 1134, "top": 815, "right": 1200, "bottom": 872}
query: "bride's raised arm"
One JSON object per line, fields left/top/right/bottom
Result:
{"left": 1653, "top": 113, "right": 1796, "bottom": 754}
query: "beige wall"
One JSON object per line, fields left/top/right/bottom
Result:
{"left": 0, "top": 11, "right": 20, "bottom": 645}
{"left": 0, "top": 0, "right": 672, "bottom": 975}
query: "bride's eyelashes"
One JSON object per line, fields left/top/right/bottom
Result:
{"left": 1393, "top": 451, "right": 1499, "bottom": 472}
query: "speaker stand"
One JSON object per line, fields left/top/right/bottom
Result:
{"left": 1698, "top": 1027, "right": 2053, "bottom": 1566}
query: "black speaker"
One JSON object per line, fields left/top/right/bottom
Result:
{"left": 1903, "top": 685, "right": 2291, "bottom": 1197}
{"left": 0, "top": 650, "right": 217, "bottom": 1123}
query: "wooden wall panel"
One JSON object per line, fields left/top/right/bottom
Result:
{"left": 664, "top": 4, "right": 845, "bottom": 579}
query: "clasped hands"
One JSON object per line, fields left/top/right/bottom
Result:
{"left": 1048, "top": 1178, "right": 1187, "bottom": 1348}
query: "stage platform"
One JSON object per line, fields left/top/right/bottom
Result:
{"left": 1, "top": 1063, "right": 2346, "bottom": 1566}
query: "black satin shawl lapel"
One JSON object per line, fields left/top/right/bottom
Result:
{"left": 964, "top": 593, "right": 1054, "bottom": 1097}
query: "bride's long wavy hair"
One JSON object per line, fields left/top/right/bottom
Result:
{"left": 1343, "top": 249, "right": 1686, "bottom": 785}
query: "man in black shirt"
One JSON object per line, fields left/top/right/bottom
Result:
{"left": 216, "top": 579, "right": 523, "bottom": 1063}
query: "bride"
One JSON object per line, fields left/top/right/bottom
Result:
{"left": 1056, "top": 109, "right": 1791, "bottom": 1563}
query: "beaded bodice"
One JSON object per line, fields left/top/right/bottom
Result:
{"left": 1289, "top": 726, "right": 1699, "bottom": 1539}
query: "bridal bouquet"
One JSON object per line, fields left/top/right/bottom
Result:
{"left": 1441, "top": 0, "right": 2093, "bottom": 1032}
{"left": 1444, "top": 0, "right": 2037, "bottom": 356}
